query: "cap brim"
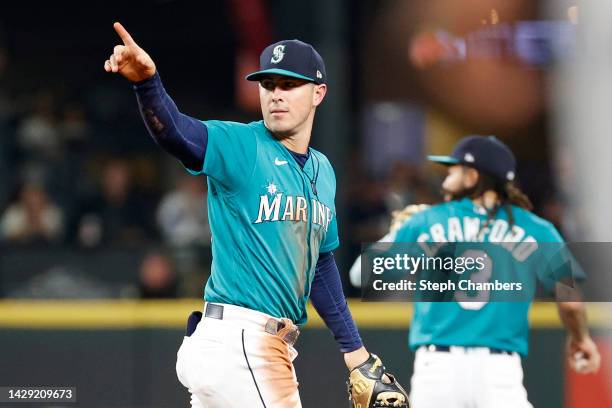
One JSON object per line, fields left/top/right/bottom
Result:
{"left": 427, "top": 155, "right": 460, "bottom": 165}
{"left": 245, "top": 68, "right": 315, "bottom": 82}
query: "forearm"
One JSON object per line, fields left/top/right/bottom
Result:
{"left": 133, "top": 72, "right": 207, "bottom": 171}
{"left": 556, "top": 302, "right": 589, "bottom": 341}
{"left": 310, "top": 252, "right": 364, "bottom": 356}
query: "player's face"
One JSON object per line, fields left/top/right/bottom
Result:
{"left": 259, "top": 75, "right": 326, "bottom": 138}
{"left": 441, "top": 165, "right": 478, "bottom": 200}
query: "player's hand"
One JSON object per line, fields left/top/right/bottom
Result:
{"left": 567, "top": 335, "right": 601, "bottom": 374}
{"left": 104, "top": 22, "right": 156, "bottom": 82}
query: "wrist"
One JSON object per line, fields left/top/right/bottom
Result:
{"left": 570, "top": 327, "right": 590, "bottom": 341}
{"left": 344, "top": 346, "right": 370, "bottom": 371}
{"left": 132, "top": 70, "right": 160, "bottom": 88}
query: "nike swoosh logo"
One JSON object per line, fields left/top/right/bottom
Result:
{"left": 275, "top": 158, "right": 288, "bottom": 166}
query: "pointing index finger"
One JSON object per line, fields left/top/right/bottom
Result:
{"left": 113, "top": 22, "right": 136, "bottom": 46}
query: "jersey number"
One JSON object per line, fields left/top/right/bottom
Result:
{"left": 454, "top": 249, "right": 492, "bottom": 310}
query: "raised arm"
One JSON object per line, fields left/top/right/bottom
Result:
{"left": 104, "top": 23, "right": 207, "bottom": 171}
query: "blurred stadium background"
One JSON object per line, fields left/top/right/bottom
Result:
{"left": 0, "top": 0, "right": 610, "bottom": 406}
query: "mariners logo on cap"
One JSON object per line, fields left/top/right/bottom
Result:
{"left": 271, "top": 45, "right": 286, "bottom": 64}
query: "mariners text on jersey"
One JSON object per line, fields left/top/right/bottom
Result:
{"left": 254, "top": 193, "right": 333, "bottom": 231}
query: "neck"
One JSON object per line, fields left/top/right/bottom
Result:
{"left": 472, "top": 190, "right": 499, "bottom": 209}
{"left": 280, "top": 136, "right": 310, "bottom": 154}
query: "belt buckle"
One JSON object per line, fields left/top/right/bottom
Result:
{"left": 265, "top": 318, "right": 300, "bottom": 347}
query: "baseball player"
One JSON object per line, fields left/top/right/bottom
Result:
{"left": 351, "top": 135, "right": 601, "bottom": 407}
{"left": 104, "top": 23, "right": 408, "bottom": 408}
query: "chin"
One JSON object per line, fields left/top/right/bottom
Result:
{"left": 266, "top": 120, "right": 293, "bottom": 138}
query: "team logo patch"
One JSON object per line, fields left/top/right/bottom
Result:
{"left": 464, "top": 153, "right": 475, "bottom": 163}
{"left": 316, "top": 70, "right": 323, "bottom": 79}
{"left": 271, "top": 45, "right": 286, "bottom": 64}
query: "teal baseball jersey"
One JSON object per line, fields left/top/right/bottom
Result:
{"left": 188, "top": 120, "right": 339, "bottom": 324}
{"left": 394, "top": 198, "right": 573, "bottom": 356}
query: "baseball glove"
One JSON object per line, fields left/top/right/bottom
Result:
{"left": 347, "top": 354, "right": 409, "bottom": 408}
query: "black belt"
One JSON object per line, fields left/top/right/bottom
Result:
{"left": 423, "top": 344, "right": 516, "bottom": 356}
{"left": 204, "top": 303, "right": 300, "bottom": 346}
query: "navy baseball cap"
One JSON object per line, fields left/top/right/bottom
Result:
{"left": 428, "top": 135, "right": 517, "bottom": 182}
{"left": 245, "top": 39, "right": 327, "bottom": 84}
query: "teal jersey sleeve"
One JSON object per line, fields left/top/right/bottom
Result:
{"left": 535, "top": 223, "right": 586, "bottom": 293}
{"left": 189, "top": 120, "right": 257, "bottom": 192}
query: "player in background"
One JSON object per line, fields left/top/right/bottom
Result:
{"left": 351, "top": 135, "right": 601, "bottom": 407}
{"left": 104, "top": 23, "right": 408, "bottom": 408}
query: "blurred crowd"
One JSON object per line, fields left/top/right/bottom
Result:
{"left": 0, "top": 40, "right": 217, "bottom": 299}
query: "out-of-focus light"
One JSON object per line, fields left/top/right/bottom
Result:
{"left": 568, "top": 6, "right": 579, "bottom": 25}
{"left": 481, "top": 19, "right": 488, "bottom": 25}
{"left": 491, "top": 9, "right": 499, "bottom": 25}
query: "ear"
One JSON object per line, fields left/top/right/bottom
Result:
{"left": 312, "top": 84, "right": 327, "bottom": 107}
{"left": 463, "top": 167, "right": 479, "bottom": 189}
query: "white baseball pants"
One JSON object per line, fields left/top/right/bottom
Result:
{"left": 410, "top": 345, "right": 533, "bottom": 408}
{"left": 176, "top": 303, "right": 301, "bottom": 408}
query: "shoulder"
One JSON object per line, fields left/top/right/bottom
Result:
{"left": 395, "top": 200, "right": 467, "bottom": 235}
{"left": 308, "top": 148, "right": 336, "bottom": 194}
{"left": 415, "top": 200, "right": 460, "bottom": 221}
{"left": 202, "top": 120, "right": 264, "bottom": 135}
{"left": 313, "top": 149, "right": 336, "bottom": 187}
{"left": 309, "top": 148, "right": 334, "bottom": 171}
{"left": 510, "top": 206, "right": 564, "bottom": 242}
{"left": 423, "top": 198, "right": 490, "bottom": 220}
